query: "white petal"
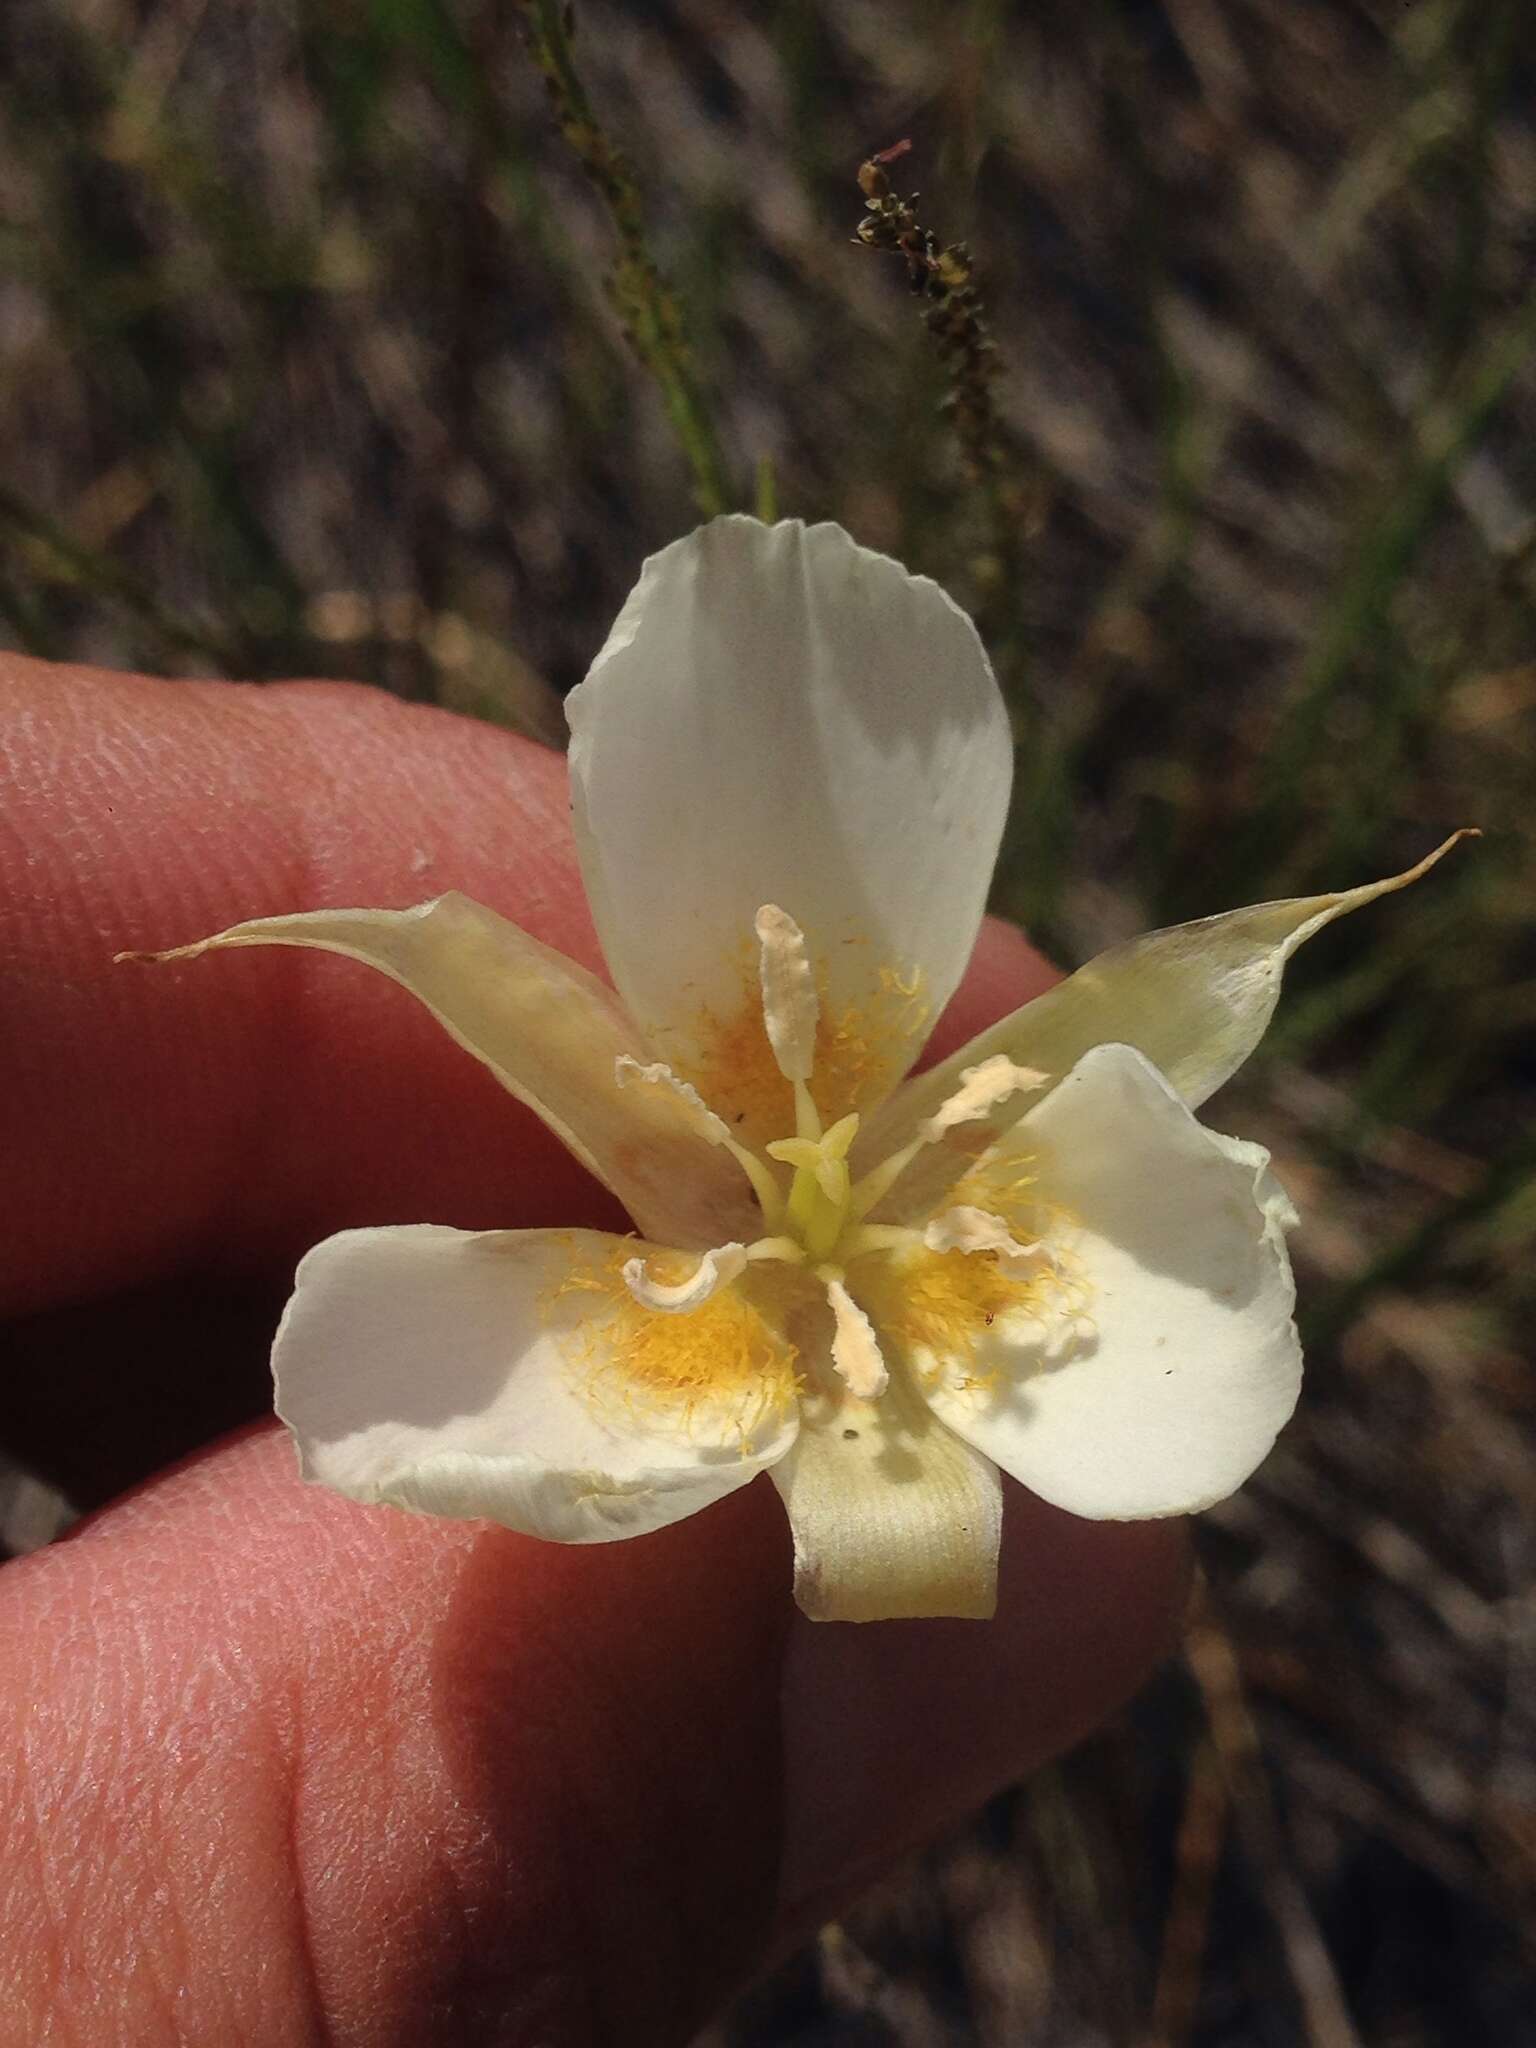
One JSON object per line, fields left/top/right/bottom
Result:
{"left": 147, "top": 896, "right": 756, "bottom": 1248}
{"left": 862, "top": 836, "right": 1470, "bottom": 1208}
{"left": 567, "top": 518, "right": 1012, "bottom": 1126}
{"left": 273, "top": 1224, "right": 798, "bottom": 1540}
{"left": 924, "top": 1044, "right": 1301, "bottom": 1520}
{"left": 770, "top": 1373, "right": 1001, "bottom": 1622}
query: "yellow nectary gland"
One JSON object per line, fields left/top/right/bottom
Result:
{"left": 947, "top": 1155, "right": 1050, "bottom": 1239}
{"left": 570, "top": 912, "right": 1092, "bottom": 1424}
{"left": 858, "top": 1238, "right": 1082, "bottom": 1392}
{"left": 548, "top": 1243, "right": 801, "bottom": 1446}
{"left": 674, "top": 937, "right": 927, "bottom": 1147}
{"left": 851, "top": 1141, "right": 1089, "bottom": 1389}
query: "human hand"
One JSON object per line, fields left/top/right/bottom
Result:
{"left": 0, "top": 656, "right": 1186, "bottom": 2045}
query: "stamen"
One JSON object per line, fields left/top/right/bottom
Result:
{"left": 745, "top": 1235, "right": 807, "bottom": 1265}
{"left": 793, "top": 1078, "right": 823, "bottom": 1141}
{"left": 614, "top": 1055, "right": 731, "bottom": 1145}
{"left": 822, "top": 1274, "right": 890, "bottom": 1401}
{"left": 923, "top": 1204, "right": 1048, "bottom": 1273}
{"left": 836, "top": 1221, "right": 925, "bottom": 1261}
{"left": 623, "top": 1241, "right": 747, "bottom": 1313}
{"left": 615, "top": 1055, "right": 785, "bottom": 1227}
{"left": 755, "top": 905, "right": 819, "bottom": 1083}
{"left": 849, "top": 1056, "right": 1048, "bottom": 1221}
{"left": 921, "top": 1056, "right": 1049, "bottom": 1139}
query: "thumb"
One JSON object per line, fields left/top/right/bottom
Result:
{"left": 3, "top": 1426, "right": 1183, "bottom": 2045}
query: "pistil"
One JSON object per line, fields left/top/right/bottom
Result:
{"left": 619, "top": 909, "right": 1074, "bottom": 1416}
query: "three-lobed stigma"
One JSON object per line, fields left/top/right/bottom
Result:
{"left": 614, "top": 906, "right": 1084, "bottom": 1409}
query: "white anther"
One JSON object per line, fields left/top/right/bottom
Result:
{"left": 923, "top": 1204, "right": 1048, "bottom": 1273}
{"left": 849, "top": 1060, "right": 1050, "bottom": 1223}
{"left": 921, "top": 1056, "right": 1049, "bottom": 1140}
{"left": 824, "top": 1276, "right": 889, "bottom": 1401}
{"left": 622, "top": 1242, "right": 748, "bottom": 1313}
{"left": 614, "top": 1056, "right": 731, "bottom": 1146}
{"left": 754, "top": 904, "right": 819, "bottom": 1083}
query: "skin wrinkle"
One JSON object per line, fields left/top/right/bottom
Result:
{"left": 272, "top": 1477, "right": 477, "bottom": 2040}
{"left": 5, "top": 1491, "right": 317, "bottom": 2042}
{"left": 174, "top": 688, "right": 560, "bottom": 1283}
{"left": 776, "top": 1498, "right": 1191, "bottom": 1938}
{"left": 281, "top": 1668, "right": 335, "bottom": 2048}
{"left": 430, "top": 1491, "right": 791, "bottom": 2044}
{"left": 0, "top": 659, "right": 614, "bottom": 1325}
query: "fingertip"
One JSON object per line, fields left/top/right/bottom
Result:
{"left": 928, "top": 916, "right": 1059, "bottom": 1066}
{"left": 773, "top": 1488, "right": 1188, "bottom": 1939}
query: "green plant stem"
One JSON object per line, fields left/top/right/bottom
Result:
{"left": 514, "top": 0, "right": 730, "bottom": 518}
{"left": 1229, "top": 290, "right": 1536, "bottom": 895}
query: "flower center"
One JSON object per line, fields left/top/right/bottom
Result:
{"left": 617, "top": 905, "right": 1066, "bottom": 1406}
{"left": 750, "top": 902, "right": 882, "bottom": 1269}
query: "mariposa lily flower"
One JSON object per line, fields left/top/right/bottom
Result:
{"left": 149, "top": 518, "right": 1461, "bottom": 1621}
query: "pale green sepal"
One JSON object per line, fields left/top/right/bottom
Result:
{"left": 859, "top": 834, "right": 1471, "bottom": 1211}
{"left": 134, "top": 895, "right": 756, "bottom": 1249}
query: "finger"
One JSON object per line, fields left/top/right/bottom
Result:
{"left": 2, "top": 654, "right": 603, "bottom": 1321}
{"left": 1, "top": 654, "right": 1054, "bottom": 1322}
{"left": 2, "top": 1425, "right": 1184, "bottom": 2046}
{"left": 3, "top": 655, "right": 1184, "bottom": 2041}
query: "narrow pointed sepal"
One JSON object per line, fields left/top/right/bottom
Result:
{"left": 862, "top": 834, "right": 1474, "bottom": 1209}
{"left": 131, "top": 895, "right": 756, "bottom": 1247}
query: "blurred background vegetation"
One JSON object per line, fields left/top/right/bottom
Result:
{"left": 3, "top": 0, "right": 1533, "bottom": 2040}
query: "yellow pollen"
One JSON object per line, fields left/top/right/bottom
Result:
{"left": 859, "top": 1248, "right": 1055, "bottom": 1389}
{"left": 855, "top": 1155, "right": 1090, "bottom": 1392}
{"left": 947, "top": 1155, "right": 1049, "bottom": 1238}
{"left": 545, "top": 1242, "right": 800, "bottom": 1446}
{"left": 548, "top": 917, "right": 1100, "bottom": 1436}
{"left": 673, "top": 933, "right": 928, "bottom": 1147}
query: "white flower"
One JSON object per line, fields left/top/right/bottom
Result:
{"left": 155, "top": 518, "right": 1462, "bottom": 1622}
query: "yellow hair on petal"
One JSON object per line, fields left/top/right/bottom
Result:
{"left": 817, "top": 978, "right": 925, "bottom": 1119}
{"left": 859, "top": 1249, "right": 1047, "bottom": 1389}
{"left": 947, "top": 1154, "right": 1047, "bottom": 1237}
{"left": 674, "top": 930, "right": 928, "bottom": 1142}
{"left": 545, "top": 1242, "right": 800, "bottom": 1451}
{"left": 856, "top": 1159, "right": 1091, "bottom": 1392}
